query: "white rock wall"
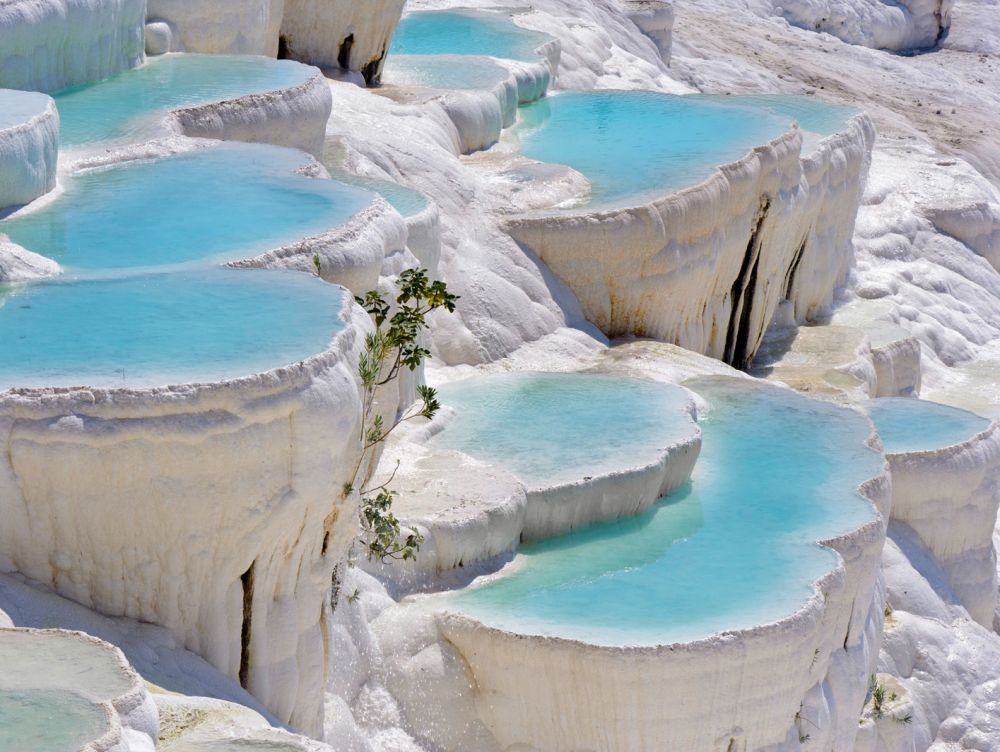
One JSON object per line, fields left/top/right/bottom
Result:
{"left": 777, "top": 0, "right": 953, "bottom": 52}
{"left": 0, "top": 91, "right": 58, "bottom": 211}
{"left": 0, "top": 0, "right": 145, "bottom": 92}
{"left": 505, "top": 115, "right": 876, "bottom": 369}
{"left": 0, "top": 296, "right": 370, "bottom": 737}
{"left": 280, "top": 0, "right": 406, "bottom": 85}
{"left": 885, "top": 421, "right": 1000, "bottom": 627}
{"left": 145, "top": 0, "right": 284, "bottom": 56}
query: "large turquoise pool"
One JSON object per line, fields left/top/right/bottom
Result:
{"left": 429, "top": 372, "right": 695, "bottom": 487}
{"left": 0, "top": 268, "right": 347, "bottom": 389}
{"left": 53, "top": 54, "right": 318, "bottom": 147}
{"left": 703, "top": 94, "right": 860, "bottom": 152}
{"left": 868, "top": 398, "right": 991, "bottom": 455}
{"left": 390, "top": 10, "right": 552, "bottom": 62}
{"left": 1, "top": 144, "right": 372, "bottom": 271}
{"left": 511, "top": 91, "right": 791, "bottom": 207}
{"left": 451, "top": 377, "right": 882, "bottom": 646}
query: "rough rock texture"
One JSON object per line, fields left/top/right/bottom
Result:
{"left": 280, "top": 0, "right": 406, "bottom": 85}
{"left": 620, "top": 0, "right": 674, "bottom": 60}
{"left": 777, "top": 0, "right": 953, "bottom": 52}
{"left": 0, "top": 0, "right": 144, "bottom": 92}
{"left": 884, "top": 420, "right": 1000, "bottom": 627}
{"left": 0, "top": 296, "right": 370, "bottom": 738}
{"left": 506, "top": 116, "right": 876, "bottom": 369}
{"left": 0, "top": 235, "right": 62, "bottom": 281}
{"left": 0, "top": 91, "right": 58, "bottom": 212}
{"left": 145, "top": 0, "right": 284, "bottom": 56}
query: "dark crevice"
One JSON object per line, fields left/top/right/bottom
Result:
{"left": 361, "top": 46, "right": 389, "bottom": 86}
{"left": 782, "top": 235, "right": 809, "bottom": 301}
{"left": 239, "top": 561, "right": 256, "bottom": 689}
{"left": 724, "top": 198, "right": 770, "bottom": 369}
{"left": 277, "top": 35, "right": 290, "bottom": 60}
{"left": 337, "top": 34, "right": 355, "bottom": 71}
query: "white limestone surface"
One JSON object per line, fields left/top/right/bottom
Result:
{"left": 777, "top": 0, "right": 953, "bottom": 52}
{"left": 280, "top": 0, "right": 406, "bottom": 85}
{"left": 145, "top": 0, "right": 283, "bottom": 56}
{"left": 620, "top": 0, "right": 674, "bottom": 61}
{"left": 0, "top": 90, "right": 58, "bottom": 212}
{"left": 435, "top": 437, "right": 891, "bottom": 751}
{"left": 0, "top": 627, "right": 159, "bottom": 752}
{"left": 0, "top": 0, "right": 145, "bottom": 92}
{"left": 0, "top": 235, "right": 62, "bottom": 281}
{"left": 880, "top": 413, "right": 1000, "bottom": 627}
{"left": 0, "top": 295, "right": 371, "bottom": 738}
{"left": 505, "top": 114, "right": 875, "bottom": 368}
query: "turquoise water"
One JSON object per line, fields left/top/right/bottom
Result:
{"left": 512, "top": 91, "right": 791, "bottom": 207}
{"left": 868, "top": 398, "right": 991, "bottom": 455}
{"left": 0, "top": 268, "right": 346, "bottom": 388}
{"left": 451, "top": 377, "right": 881, "bottom": 646}
{"left": 383, "top": 54, "right": 510, "bottom": 91}
{"left": 0, "top": 631, "right": 133, "bottom": 697}
{"left": 0, "top": 689, "right": 108, "bottom": 752}
{"left": 703, "top": 94, "right": 860, "bottom": 152}
{"left": 0, "top": 90, "right": 50, "bottom": 130}
{"left": 329, "top": 171, "right": 428, "bottom": 217}
{"left": 1, "top": 144, "right": 372, "bottom": 271}
{"left": 390, "top": 10, "right": 553, "bottom": 62}
{"left": 54, "top": 54, "right": 316, "bottom": 147}
{"left": 429, "top": 373, "right": 695, "bottom": 487}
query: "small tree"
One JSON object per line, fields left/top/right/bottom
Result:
{"left": 336, "top": 264, "right": 458, "bottom": 562}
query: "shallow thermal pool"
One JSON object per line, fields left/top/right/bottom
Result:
{"left": 382, "top": 54, "right": 512, "bottom": 92}
{"left": 53, "top": 54, "right": 318, "bottom": 147}
{"left": 703, "top": 94, "right": 860, "bottom": 153}
{"left": 0, "top": 689, "right": 109, "bottom": 752}
{"left": 511, "top": 91, "right": 792, "bottom": 207}
{"left": 1, "top": 144, "right": 372, "bottom": 271}
{"left": 429, "top": 372, "right": 696, "bottom": 488}
{"left": 390, "top": 10, "right": 552, "bottom": 62}
{"left": 450, "top": 377, "right": 882, "bottom": 646}
{"left": 328, "top": 171, "right": 428, "bottom": 218}
{"left": 0, "top": 268, "right": 348, "bottom": 389}
{"left": 868, "top": 398, "right": 991, "bottom": 455}
{"left": 0, "top": 89, "right": 51, "bottom": 131}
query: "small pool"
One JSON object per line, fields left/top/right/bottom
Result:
{"left": 54, "top": 54, "right": 319, "bottom": 147}
{"left": 390, "top": 10, "right": 552, "bottom": 62}
{"left": 0, "top": 689, "right": 109, "bottom": 752}
{"left": 329, "top": 171, "right": 428, "bottom": 218}
{"left": 868, "top": 398, "right": 991, "bottom": 455}
{"left": 1, "top": 144, "right": 373, "bottom": 271}
{"left": 511, "top": 91, "right": 791, "bottom": 208}
{"left": 703, "top": 95, "right": 860, "bottom": 153}
{"left": 382, "top": 54, "right": 511, "bottom": 92}
{"left": 0, "top": 90, "right": 51, "bottom": 131}
{"left": 0, "top": 268, "right": 347, "bottom": 389}
{"left": 451, "top": 377, "right": 881, "bottom": 646}
{"left": 429, "top": 372, "right": 695, "bottom": 488}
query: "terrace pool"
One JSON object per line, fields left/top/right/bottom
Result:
{"left": 0, "top": 689, "right": 108, "bottom": 752}
{"left": 0, "top": 268, "right": 347, "bottom": 389}
{"left": 53, "top": 54, "right": 319, "bottom": 148}
{"left": 1, "top": 144, "right": 373, "bottom": 271}
{"left": 382, "top": 54, "right": 512, "bottom": 92}
{"left": 868, "top": 398, "right": 991, "bottom": 455}
{"left": 703, "top": 94, "right": 860, "bottom": 152}
{"left": 390, "top": 10, "right": 553, "bottom": 62}
{"left": 429, "top": 372, "right": 695, "bottom": 488}
{"left": 0, "top": 89, "right": 51, "bottom": 131}
{"left": 451, "top": 377, "right": 882, "bottom": 646}
{"left": 511, "top": 91, "right": 791, "bottom": 207}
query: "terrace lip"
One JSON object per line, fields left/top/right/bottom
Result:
{"left": 870, "top": 399, "right": 997, "bottom": 459}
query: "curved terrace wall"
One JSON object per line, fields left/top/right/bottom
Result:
{"left": 0, "top": 0, "right": 145, "bottom": 92}
{"left": 0, "top": 91, "right": 58, "bottom": 212}
{"left": 145, "top": 0, "right": 283, "bottom": 56}
{"left": 504, "top": 113, "right": 876, "bottom": 369}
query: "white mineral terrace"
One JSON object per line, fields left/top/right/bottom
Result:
{"left": 0, "top": 89, "right": 58, "bottom": 212}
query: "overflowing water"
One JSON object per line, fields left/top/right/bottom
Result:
{"left": 451, "top": 377, "right": 881, "bottom": 646}
{"left": 868, "top": 398, "right": 992, "bottom": 454}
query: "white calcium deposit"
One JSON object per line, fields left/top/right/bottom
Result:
{"left": 145, "top": 0, "right": 284, "bottom": 56}
{"left": 0, "top": 295, "right": 370, "bottom": 738}
{"left": 0, "top": 0, "right": 145, "bottom": 92}
{"left": 777, "top": 0, "right": 953, "bottom": 52}
{"left": 0, "top": 90, "right": 58, "bottom": 212}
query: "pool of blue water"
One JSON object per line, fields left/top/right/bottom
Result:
{"left": 54, "top": 54, "right": 318, "bottom": 147}
{"left": 703, "top": 94, "right": 860, "bottom": 152}
{"left": 429, "top": 372, "right": 696, "bottom": 488}
{"left": 1, "top": 144, "right": 373, "bottom": 271}
{"left": 0, "top": 268, "right": 347, "bottom": 388}
{"left": 0, "top": 90, "right": 51, "bottom": 130}
{"left": 329, "top": 171, "right": 428, "bottom": 218}
{"left": 451, "top": 377, "right": 881, "bottom": 646}
{"left": 382, "top": 54, "right": 511, "bottom": 92}
{"left": 0, "top": 689, "right": 108, "bottom": 752}
{"left": 390, "top": 10, "right": 552, "bottom": 62}
{"left": 868, "top": 398, "right": 991, "bottom": 455}
{"left": 511, "top": 91, "right": 792, "bottom": 208}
